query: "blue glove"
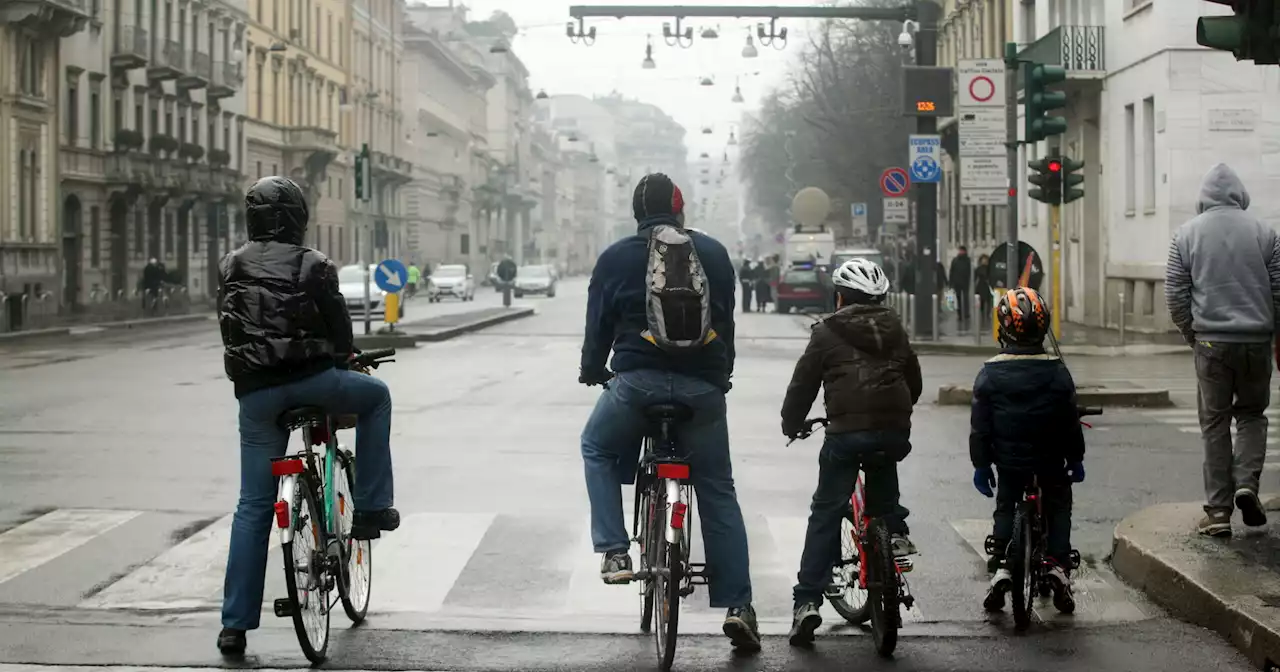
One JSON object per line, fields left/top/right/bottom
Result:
{"left": 973, "top": 467, "right": 996, "bottom": 498}
{"left": 1068, "top": 462, "right": 1085, "bottom": 483}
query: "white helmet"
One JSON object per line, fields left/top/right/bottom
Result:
{"left": 832, "top": 258, "right": 890, "bottom": 297}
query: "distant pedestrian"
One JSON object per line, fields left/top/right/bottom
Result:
{"left": 141, "top": 258, "right": 164, "bottom": 314}
{"left": 754, "top": 257, "right": 773, "bottom": 312}
{"left": 407, "top": 263, "right": 421, "bottom": 298}
{"left": 1165, "top": 163, "right": 1280, "bottom": 537}
{"left": 739, "top": 259, "right": 755, "bottom": 313}
{"left": 975, "top": 254, "right": 992, "bottom": 329}
{"left": 949, "top": 246, "right": 972, "bottom": 327}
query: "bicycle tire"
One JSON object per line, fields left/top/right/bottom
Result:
{"left": 335, "top": 450, "right": 372, "bottom": 623}
{"left": 638, "top": 487, "right": 655, "bottom": 634}
{"left": 652, "top": 484, "right": 681, "bottom": 671}
{"left": 827, "top": 509, "right": 870, "bottom": 624}
{"left": 282, "top": 476, "right": 330, "bottom": 663}
{"left": 1009, "top": 506, "right": 1034, "bottom": 630}
{"left": 867, "top": 521, "right": 899, "bottom": 657}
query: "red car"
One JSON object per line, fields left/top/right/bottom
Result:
{"left": 776, "top": 267, "right": 830, "bottom": 313}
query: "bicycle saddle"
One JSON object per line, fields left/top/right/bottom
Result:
{"left": 643, "top": 402, "right": 694, "bottom": 423}
{"left": 278, "top": 406, "right": 327, "bottom": 430}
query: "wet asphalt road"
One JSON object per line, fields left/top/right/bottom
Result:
{"left": 0, "top": 277, "right": 1262, "bottom": 670}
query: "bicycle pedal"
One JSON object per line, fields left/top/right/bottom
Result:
{"left": 273, "top": 598, "right": 294, "bottom": 617}
{"left": 680, "top": 586, "right": 695, "bottom": 598}
{"left": 902, "top": 595, "right": 915, "bottom": 609}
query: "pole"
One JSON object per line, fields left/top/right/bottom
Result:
{"left": 1050, "top": 203, "right": 1062, "bottom": 340}
{"left": 362, "top": 263, "right": 371, "bottom": 335}
{"left": 912, "top": 1, "right": 941, "bottom": 340}
{"left": 1004, "top": 41, "right": 1020, "bottom": 291}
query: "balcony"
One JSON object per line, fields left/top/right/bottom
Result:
{"left": 370, "top": 150, "right": 413, "bottom": 185}
{"left": 111, "top": 25, "right": 148, "bottom": 70}
{"left": 1016, "top": 25, "right": 1105, "bottom": 88}
{"left": 182, "top": 164, "right": 213, "bottom": 195}
{"left": 146, "top": 39, "right": 182, "bottom": 81}
{"left": 0, "top": 0, "right": 89, "bottom": 37}
{"left": 105, "top": 154, "right": 153, "bottom": 188}
{"left": 287, "top": 127, "right": 338, "bottom": 153}
{"left": 176, "top": 50, "right": 210, "bottom": 90}
{"left": 208, "top": 61, "right": 243, "bottom": 99}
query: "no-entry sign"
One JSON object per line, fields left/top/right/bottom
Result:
{"left": 880, "top": 167, "right": 909, "bottom": 198}
{"left": 959, "top": 59, "right": 1005, "bottom": 108}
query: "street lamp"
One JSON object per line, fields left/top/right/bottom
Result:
{"left": 642, "top": 36, "right": 656, "bottom": 69}
{"left": 536, "top": 89, "right": 549, "bottom": 100}
{"left": 742, "top": 33, "right": 758, "bottom": 58}
{"left": 732, "top": 84, "right": 744, "bottom": 103}
{"left": 700, "top": 25, "right": 719, "bottom": 39}
{"left": 490, "top": 38, "right": 511, "bottom": 54}
{"left": 700, "top": 76, "right": 714, "bottom": 86}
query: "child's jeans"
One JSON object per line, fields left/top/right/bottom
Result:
{"left": 992, "top": 466, "right": 1073, "bottom": 567}
{"left": 792, "top": 429, "right": 911, "bottom": 606}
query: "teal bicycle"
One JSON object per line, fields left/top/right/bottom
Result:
{"left": 268, "top": 348, "right": 396, "bottom": 663}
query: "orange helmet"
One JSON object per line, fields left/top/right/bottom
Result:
{"left": 996, "top": 286, "right": 1050, "bottom": 346}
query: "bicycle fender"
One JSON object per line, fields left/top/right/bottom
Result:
{"left": 276, "top": 474, "right": 299, "bottom": 545}
{"left": 664, "top": 479, "right": 682, "bottom": 545}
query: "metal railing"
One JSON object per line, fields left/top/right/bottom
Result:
{"left": 114, "top": 25, "right": 148, "bottom": 60}
{"left": 191, "top": 50, "right": 211, "bottom": 75}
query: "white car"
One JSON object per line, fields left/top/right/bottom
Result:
{"left": 514, "top": 264, "right": 557, "bottom": 298}
{"left": 427, "top": 264, "right": 476, "bottom": 302}
{"left": 338, "top": 264, "right": 404, "bottom": 318}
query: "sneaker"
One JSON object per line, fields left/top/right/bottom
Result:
{"left": 1197, "top": 510, "right": 1233, "bottom": 538}
{"left": 723, "top": 605, "right": 762, "bottom": 651}
{"left": 983, "top": 568, "right": 1012, "bottom": 612}
{"left": 890, "top": 533, "right": 918, "bottom": 557}
{"left": 216, "top": 627, "right": 246, "bottom": 656}
{"left": 351, "top": 508, "right": 401, "bottom": 540}
{"left": 1235, "top": 488, "right": 1268, "bottom": 527}
{"left": 599, "top": 550, "right": 633, "bottom": 584}
{"left": 1046, "top": 563, "right": 1075, "bottom": 614}
{"left": 788, "top": 602, "right": 822, "bottom": 647}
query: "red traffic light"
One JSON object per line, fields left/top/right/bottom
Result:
{"left": 1048, "top": 160, "right": 1062, "bottom": 173}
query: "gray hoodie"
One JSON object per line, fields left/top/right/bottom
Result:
{"left": 1165, "top": 163, "right": 1280, "bottom": 343}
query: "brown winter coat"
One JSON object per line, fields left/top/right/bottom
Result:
{"left": 780, "top": 304, "right": 923, "bottom": 434}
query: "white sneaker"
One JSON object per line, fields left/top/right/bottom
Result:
{"left": 1047, "top": 564, "right": 1075, "bottom": 614}
{"left": 983, "top": 568, "right": 1012, "bottom": 612}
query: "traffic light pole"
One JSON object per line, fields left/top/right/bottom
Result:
{"left": 1050, "top": 202, "right": 1062, "bottom": 340}
{"left": 1004, "top": 42, "right": 1020, "bottom": 294}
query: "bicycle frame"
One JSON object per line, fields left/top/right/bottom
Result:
{"left": 848, "top": 473, "right": 915, "bottom": 594}
{"left": 273, "top": 420, "right": 343, "bottom": 555}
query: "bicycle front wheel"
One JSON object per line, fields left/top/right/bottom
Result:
{"left": 827, "top": 508, "right": 870, "bottom": 624}
{"left": 335, "top": 449, "right": 372, "bottom": 623}
{"left": 866, "top": 521, "right": 899, "bottom": 657}
{"left": 282, "top": 477, "right": 330, "bottom": 663}
{"left": 1009, "top": 506, "right": 1034, "bottom": 630}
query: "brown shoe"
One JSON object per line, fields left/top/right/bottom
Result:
{"left": 1197, "top": 510, "right": 1232, "bottom": 538}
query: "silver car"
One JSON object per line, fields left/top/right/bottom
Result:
{"left": 427, "top": 264, "right": 476, "bottom": 302}
{"left": 514, "top": 264, "right": 557, "bottom": 298}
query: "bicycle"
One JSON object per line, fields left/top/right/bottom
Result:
{"left": 993, "top": 405, "right": 1102, "bottom": 630}
{"left": 790, "top": 418, "right": 915, "bottom": 657}
{"left": 268, "top": 347, "right": 397, "bottom": 663}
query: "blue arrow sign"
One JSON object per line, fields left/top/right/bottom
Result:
{"left": 908, "top": 134, "right": 942, "bottom": 184}
{"left": 374, "top": 258, "right": 408, "bottom": 293}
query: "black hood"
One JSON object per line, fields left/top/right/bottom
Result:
{"left": 822, "top": 304, "right": 905, "bottom": 357}
{"left": 245, "top": 176, "right": 309, "bottom": 245}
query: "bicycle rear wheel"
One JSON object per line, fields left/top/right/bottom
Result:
{"left": 282, "top": 477, "right": 330, "bottom": 662}
{"left": 651, "top": 484, "right": 682, "bottom": 671}
{"left": 638, "top": 486, "right": 655, "bottom": 633}
{"left": 827, "top": 508, "right": 870, "bottom": 624}
{"left": 866, "top": 521, "right": 899, "bottom": 657}
{"left": 1009, "top": 506, "right": 1034, "bottom": 630}
{"left": 335, "top": 449, "right": 372, "bottom": 623}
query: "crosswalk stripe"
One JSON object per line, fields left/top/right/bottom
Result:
{"left": 565, "top": 513, "right": 639, "bottom": 616}
{"left": 80, "top": 514, "right": 273, "bottom": 610}
{"left": 0, "top": 509, "right": 141, "bottom": 586}
{"left": 373, "top": 512, "right": 495, "bottom": 613}
{"left": 949, "top": 519, "right": 1150, "bottom": 624}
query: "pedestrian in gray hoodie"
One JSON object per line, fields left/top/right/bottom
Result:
{"left": 1165, "top": 163, "right": 1280, "bottom": 537}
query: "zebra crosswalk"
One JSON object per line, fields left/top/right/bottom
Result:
{"left": 0, "top": 507, "right": 1151, "bottom": 634}
{"left": 1138, "top": 407, "right": 1280, "bottom": 470}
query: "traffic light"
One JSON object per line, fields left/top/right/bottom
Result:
{"left": 1024, "top": 62, "right": 1067, "bottom": 143}
{"left": 1197, "top": 0, "right": 1280, "bottom": 65}
{"left": 1028, "top": 152, "right": 1062, "bottom": 205}
{"left": 1062, "top": 156, "right": 1085, "bottom": 204}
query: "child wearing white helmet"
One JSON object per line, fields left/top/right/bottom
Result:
{"left": 780, "top": 257, "right": 923, "bottom": 647}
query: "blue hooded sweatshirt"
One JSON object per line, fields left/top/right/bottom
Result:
{"left": 580, "top": 215, "right": 737, "bottom": 391}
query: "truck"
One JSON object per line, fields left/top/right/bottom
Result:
{"left": 784, "top": 225, "right": 836, "bottom": 268}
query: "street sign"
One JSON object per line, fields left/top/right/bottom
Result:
{"left": 374, "top": 258, "right": 408, "bottom": 293}
{"left": 958, "top": 59, "right": 1008, "bottom": 206}
{"left": 852, "top": 202, "right": 867, "bottom": 217}
{"left": 883, "top": 197, "right": 909, "bottom": 228}
{"left": 908, "top": 134, "right": 942, "bottom": 184}
{"left": 850, "top": 202, "right": 868, "bottom": 239}
{"left": 880, "top": 168, "right": 909, "bottom": 198}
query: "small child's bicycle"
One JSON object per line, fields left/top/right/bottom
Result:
{"left": 791, "top": 418, "right": 915, "bottom": 657}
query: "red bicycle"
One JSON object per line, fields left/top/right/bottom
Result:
{"left": 790, "top": 418, "right": 915, "bottom": 657}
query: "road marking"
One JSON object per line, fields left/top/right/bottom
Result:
{"left": 0, "top": 509, "right": 141, "bottom": 586}
{"left": 950, "top": 519, "right": 1150, "bottom": 624}
{"left": 375, "top": 512, "right": 495, "bottom": 613}
{"left": 565, "top": 512, "right": 639, "bottom": 615}
{"left": 80, "top": 514, "right": 272, "bottom": 610}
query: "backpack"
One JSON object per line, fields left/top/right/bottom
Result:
{"left": 641, "top": 224, "right": 717, "bottom": 351}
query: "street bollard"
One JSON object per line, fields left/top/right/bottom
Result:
{"left": 974, "top": 294, "right": 983, "bottom": 345}
{"left": 931, "top": 293, "right": 939, "bottom": 342}
{"left": 0, "top": 291, "right": 7, "bottom": 333}
{"left": 1118, "top": 292, "right": 1127, "bottom": 346}
{"left": 907, "top": 293, "right": 916, "bottom": 338}
{"left": 502, "top": 282, "right": 512, "bottom": 308}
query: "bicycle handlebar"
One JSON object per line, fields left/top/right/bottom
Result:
{"left": 353, "top": 348, "right": 397, "bottom": 369}
{"left": 1077, "top": 406, "right": 1103, "bottom": 418}
{"left": 787, "top": 417, "right": 829, "bottom": 446}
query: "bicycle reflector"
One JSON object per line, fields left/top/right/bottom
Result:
{"left": 274, "top": 500, "right": 290, "bottom": 529}
{"left": 671, "top": 501, "right": 688, "bottom": 530}
{"left": 656, "top": 463, "right": 690, "bottom": 480}
{"left": 308, "top": 424, "right": 330, "bottom": 446}
{"left": 271, "top": 458, "right": 305, "bottom": 477}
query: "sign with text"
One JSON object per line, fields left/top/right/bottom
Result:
{"left": 883, "top": 197, "right": 909, "bottom": 231}
{"left": 958, "top": 59, "right": 1009, "bottom": 206}
{"left": 902, "top": 66, "right": 955, "bottom": 118}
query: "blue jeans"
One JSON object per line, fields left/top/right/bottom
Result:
{"left": 580, "top": 369, "right": 752, "bottom": 609}
{"left": 793, "top": 430, "right": 911, "bottom": 607}
{"left": 221, "top": 366, "right": 395, "bottom": 631}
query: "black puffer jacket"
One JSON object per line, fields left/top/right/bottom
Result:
{"left": 969, "top": 346, "right": 1085, "bottom": 471}
{"left": 781, "top": 304, "right": 923, "bottom": 434}
{"left": 218, "top": 176, "right": 354, "bottom": 399}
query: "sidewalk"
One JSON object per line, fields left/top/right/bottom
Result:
{"left": 353, "top": 306, "right": 534, "bottom": 348}
{"left": 0, "top": 312, "right": 212, "bottom": 344}
{"left": 1113, "top": 498, "right": 1280, "bottom": 668}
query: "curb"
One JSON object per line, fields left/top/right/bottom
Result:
{"left": 0, "top": 313, "right": 213, "bottom": 343}
{"left": 936, "top": 384, "right": 1173, "bottom": 408}
{"left": 353, "top": 333, "right": 420, "bottom": 349}
{"left": 0, "top": 327, "right": 72, "bottom": 342}
{"left": 411, "top": 307, "right": 535, "bottom": 343}
{"left": 1112, "top": 501, "right": 1280, "bottom": 669}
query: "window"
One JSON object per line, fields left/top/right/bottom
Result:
{"left": 255, "top": 59, "right": 264, "bottom": 118}
{"left": 164, "top": 211, "right": 174, "bottom": 255}
{"left": 272, "top": 0, "right": 278, "bottom": 30}
{"left": 90, "top": 207, "right": 101, "bottom": 268}
{"left": 1143, "top": 96, "right": 1156, "bottom": 212}
{"left": 66, "top": 71, "right": 80, "bottom": 145}
{"left": 191, "top": 107, "right": 200, "bottom": 146}
{"left": 164, "top": 99, "right": 173, "bottom": 135}
{"left": 1124, "top": 103, "right": 1136, "bottom": 214}
{"left": 460, "top": 233, "right": 470, "bottom": 255}
{"left": 18, "top": 37, "right": 43, "bottom": 97}
{"left": 223, "top": 114, "right": 231, "bottom": 154}
{"left": 112, "top": 87, "right": 123, "bottom": 135}
{"left": 255, "top": 0, "right": 262, "bottom": 24}
{"left": 177, "top": 105, "right": 187, "bottom": 142}
{"left": 17, "top": 152, "right": 28, "bottom": 239}
{"left": 28, "top": 146, "right": 39, "bottom": 239}
{"left": 256, "top": 160, "right": 262, "bottom": 177}
{"left": 134, "top": 208, "right": 144, "bottom": 258}
{"left": 89, "top": 81, "right": 102, "bottom": 149}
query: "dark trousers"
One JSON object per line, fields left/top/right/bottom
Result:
{"left": 955, "top": 284, "right": 970, "bottom": 326}
{"left": 1195, "top": 341, "right": 1272, "bottom": 513}
{"left": 992, "top": 467, "right": 1072, "bottom": 567}
{"left": 978, "top": 290, "right": 993, "bottom": 332}
{"left": 793, "top": 429, "right": 911, "bottom": 606}
{"left": 740, "top": 281, "right": 753, "bottom": 312}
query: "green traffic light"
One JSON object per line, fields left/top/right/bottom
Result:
{"left": 1196, "top": 15, "right": 1245, "bottom": 52}
{"left": 1031, "top": 64, "right": 1067, "bottom": 87}
{"left": 1024, "top": 62, "right": 1070, "bottom": 143}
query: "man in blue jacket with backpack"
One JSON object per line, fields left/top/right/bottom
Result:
{"left": 578, "top": 173, "right": 759, "bottom": 651}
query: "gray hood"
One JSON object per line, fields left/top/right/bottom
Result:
{"left": 1197, "top": 163, "right": 1250, "bottom": 214}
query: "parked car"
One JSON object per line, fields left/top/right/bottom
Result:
{"left": 427, "top": 264, "right": 476, "bottom": 302}
{"left": 514, "top": 264, "right": 557, "bottom": 298}
{"left": 338, "top": 264, "right": 404, "bottom": 319}
{"left": 486, "top": 261, "right": 501, "bottom": 289}
{"left": 776, "top": 266, "right": 828, "bottom": 314}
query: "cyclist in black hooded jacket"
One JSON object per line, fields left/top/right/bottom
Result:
{"left": 215, "top": 176, "right": 400, "bottom": 657}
